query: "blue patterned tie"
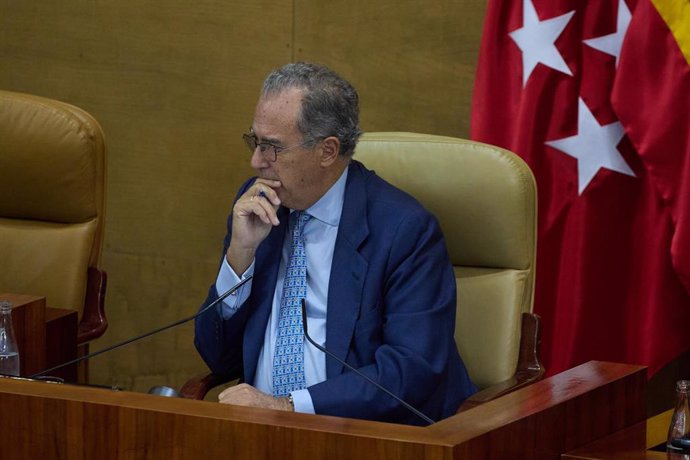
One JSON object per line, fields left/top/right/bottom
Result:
{"left": 273, "top": 211, "right": 311, "bottom": 397}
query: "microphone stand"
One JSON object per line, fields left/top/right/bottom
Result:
{"left": 29, "top": 275, "right": 253, "bottom": 379}
{"left": 300, "top": 299, "right": 435, "bottom": 425}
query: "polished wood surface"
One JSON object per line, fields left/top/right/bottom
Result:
{"left": 436, "top": 361, "right": 646, "bottom": 458}
{"left": 562, "top": 409, "right": 684, "bottom": 459}
{"left": 45, "top": 307, "right": 79, "bottom": 381}
{"left": 0, "top": 361, "right": 645, "bottom": 459}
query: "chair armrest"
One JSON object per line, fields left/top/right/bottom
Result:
{"left": 457, "top": 312, "right": 544, "bottom": 412}
{"left": 180, "top": 373, "right": 233, "bottom": 400}
{"left": 77, "top": 267, "right": 108, "bottom": 344}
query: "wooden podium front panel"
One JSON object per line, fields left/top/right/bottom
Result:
{"left": 0, "top": 361, "right": 646, "bottom": 460}
{"left": 434, "top": 361, "right": 647, "bottom": 458}
{"left": 562, "top": 410, "right": 682, "bottom": 459}
{"left": 0, "top": 378, "right": 440, "bottom": 460}
{"left": 45, "top": 307, "right": 78, "bottom": 381}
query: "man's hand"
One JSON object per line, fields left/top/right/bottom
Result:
{"left": 226, "top": 179, "right": 282, "bottom": 273}
{"left": 218, "top": 383, "right": 293, "bottom": 411}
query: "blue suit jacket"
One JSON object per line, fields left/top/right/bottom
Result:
{"left": 195, "top": 160, "right": 476, "bottom": 425}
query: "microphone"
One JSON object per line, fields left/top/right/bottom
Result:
{"left": 29, "top": 275, "right": 253, "bottom": 379}
{"left": 300, "top": 299, "right": 435, "bottom": 425}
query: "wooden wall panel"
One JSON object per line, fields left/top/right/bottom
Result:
{"left": 0, "top": 0, "right": 487, "bottom": 391}
{"left": 293, "top": 0, "right": 487, "bottom": 138}
{"left": 0, "top": 0, "right": 294, "bottom": 389}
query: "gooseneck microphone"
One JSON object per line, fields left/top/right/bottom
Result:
{"left": 300, "top": 299, "right": 435, "bottom": 425}
{"left": 29, "top": 275, "right": 253, "bottom": 379}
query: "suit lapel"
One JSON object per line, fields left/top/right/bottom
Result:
{"left": 326, "top": 162, "right": 369, "bottom": 377}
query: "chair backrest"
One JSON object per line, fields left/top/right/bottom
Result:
{"left": 0, "top": 90, "right": 106, "bottom": 316}
{"left": 355, "top": 132, "right": 537, "bottom": 389}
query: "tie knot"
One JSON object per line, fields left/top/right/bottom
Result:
{"left": 292, "top": 211, "right": 311, "bottom": 237}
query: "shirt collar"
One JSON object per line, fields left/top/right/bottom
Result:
{"left": 294, "top": 167, "right": 348, "bottom": 227}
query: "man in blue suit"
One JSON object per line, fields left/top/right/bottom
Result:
{"left": 194, "top": 62, "right": 475, "bottom": 425}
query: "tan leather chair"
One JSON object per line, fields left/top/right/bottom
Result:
{"left": 0, "top": 90, "right": 108, "bottom": 357}
{"left": 181, "top": 132, "right": 543, "bottom": 409}
{"left": 355, "top": 132, "right": 543, "bottom": 410}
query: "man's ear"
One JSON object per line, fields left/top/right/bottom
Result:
{"left": 319, "top": 136, "right": 341, "bottom": 167}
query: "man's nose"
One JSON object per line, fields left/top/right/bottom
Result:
{"left": 249, "top": 147, "right": 269, "bottom": 169}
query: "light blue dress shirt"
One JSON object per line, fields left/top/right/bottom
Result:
{"left": 215, "top": 168, "right": 348, "bottom": 413}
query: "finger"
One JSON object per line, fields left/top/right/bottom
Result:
{"left": 254, "top": 178, "right": 281, "bottom": 189}
{"left": 237, "top": 199, "right": 279, "bottom": 226}
{"left": 252, "top": 180, "right": 282, "bottom": 206}
{"left": 242, "top": 185, "right": 279, "bottom": 208}
{"left": 239, "top": 190, "right": 280, "bottom": 224}
{"left": 255, "top": 195, "right": 280, "bottom": 225}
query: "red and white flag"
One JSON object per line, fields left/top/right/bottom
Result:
{"left": 471, "top": 0, "right": 690, "bottom": 376}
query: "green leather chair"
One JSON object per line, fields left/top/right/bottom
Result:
{"left": 355, "top": 132, "right": 543, "bottom": 410}
{"left": 0, "top": 91, "right": 108, "bottom": 367}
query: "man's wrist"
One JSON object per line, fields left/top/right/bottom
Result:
{"left": 226, "top": 245, "right": 255, "bottom": 274}
{"left": 286, "top": 393, "right": 295, "bottom": 411}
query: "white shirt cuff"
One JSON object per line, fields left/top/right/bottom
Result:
{"left": 290, "top": 389, "right": 315, "bottom": 414}
{"left": 215, "top": 257, "right": 254, "bottom": 320}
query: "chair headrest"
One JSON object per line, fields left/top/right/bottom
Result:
{"left": 0, "top": 91, "right": 106, "bottom": 224}
{"left": 355, "top": 132, "right": 536, "bottom": 270}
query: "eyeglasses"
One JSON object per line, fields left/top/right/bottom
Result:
{"left": 242, "top": 132, "right": 313, "bottom": 162}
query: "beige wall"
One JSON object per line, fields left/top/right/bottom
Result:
{"left": 0, "top": 0, "right": 487, "bottom": 392}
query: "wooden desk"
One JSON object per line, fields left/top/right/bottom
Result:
{"left": 0, "top": 361, "right": 646, "bottom": 459}
{"left": 0, "top": 293, "right": 78, "bottom": 381}
{"left": 563, "top": 408, "right": 686, "bottom": 459}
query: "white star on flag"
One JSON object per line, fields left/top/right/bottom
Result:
{"left": 509, "top": 0, "right": 575, "bottom": 86}
{"left": 583, "top": 0, "right": 631, "bottom": 66}
{"left": 545, "top": 98, "right": 636, "bottom": 195}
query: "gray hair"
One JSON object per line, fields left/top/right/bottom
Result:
{"left": 261, "top": 62, "right": 362, "bottom": 157}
